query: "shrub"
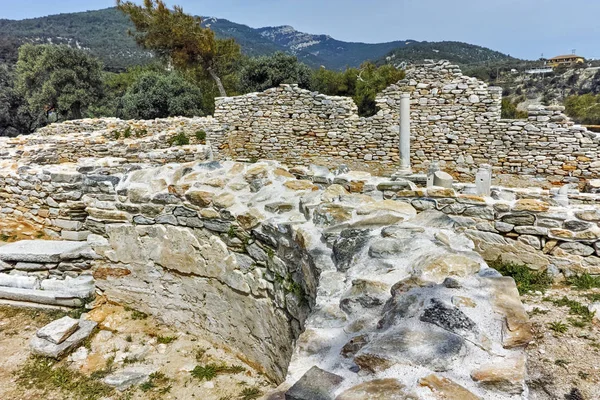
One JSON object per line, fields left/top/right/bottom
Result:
{"left": 501, "top": 98, "right": 528, "bottom": 119}
{"left": 169, "top": 132, "right": 189, "bottom": 146}
{"left": 195, "top": 130, "right": 206, "bottom": 141}
{"left": 119, "top": 71, "right": 204, "bottom": 120}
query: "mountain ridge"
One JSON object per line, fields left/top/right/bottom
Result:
{"left": 0, "top": 7, "right": 516, "bottom": 70}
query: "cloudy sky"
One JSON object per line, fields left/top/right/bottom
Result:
{"left": 1, "top": 0, "right": 599, "bottom": 60}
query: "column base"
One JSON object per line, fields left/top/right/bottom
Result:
{"left": 392, "top": 167, "right": 413, "bottom": 180}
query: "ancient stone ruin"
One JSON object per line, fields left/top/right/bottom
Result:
{"left": 1, "top": 60, "right": 599, "bottom": 399}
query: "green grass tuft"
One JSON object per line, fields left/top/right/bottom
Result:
{"left": 16, "top": 356, "right": 113, "bottom": 400}
{"left": 140, "top": 372, "right": 170, "bottom": 393}
{"left": 130, "top": 309, "right": 148, "bottom": 320}
{"left": 190, "top": 363, "right": 246, "bottom": 381}
{"left": 548, "top": 321, "right": 568, "bottom": 333}
{"left": 568, "top": 273, "right": 600, "bottom": 290}
{"left": 240, "top": 387, "right": 262, "bottom": 400}
{"left": 156, "top": 335, "right": 177, "bottom": 344}
{"left": 169, "top": 132, "right": 190, "bottom": 146}
{"left": 195, "top": 130, "right": 206, "bottom": 141}
{"left": 550, "top": 296, "right": 595, "bottom": 324}
{"left": 489, "top": 259, "right": 553, "bottom": 295}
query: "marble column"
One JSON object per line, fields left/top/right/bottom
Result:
{"left": 397, "top": 93, "right": 412, "bottom": 175}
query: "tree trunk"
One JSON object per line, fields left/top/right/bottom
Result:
{"left": 207, "top": 67, "right": 227, "bottom": 97}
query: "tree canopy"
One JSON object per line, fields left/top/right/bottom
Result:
{"left": 0, "top": 63, "right": 42, "bottom": 136}
{"left": 118, "top": 70, "right": 204, "bottom": 119}
{"left": 312, "top": 62, "right": 405, "bottom": 116}
{"left": 16, "top": 44, "right": 103, "bottom": 120}
{"left": 238, "top": 52, "right": 312, "bottom": 93}
{"left": 117, "top": 0, "right": 240, "bottom": 97}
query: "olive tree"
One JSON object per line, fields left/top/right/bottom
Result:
{"left": 16, "top": 44, "right": 103, "bottom": 121}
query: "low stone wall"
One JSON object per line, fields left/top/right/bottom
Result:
{"left": 0, "top": 241, "right": 96, "bottom": 307}
{"left": 0, "top": 117, "right": 218, "bottom": 165}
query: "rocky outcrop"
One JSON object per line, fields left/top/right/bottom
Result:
{"left": 37, "top": 158, "right": 526, "bottom": 398}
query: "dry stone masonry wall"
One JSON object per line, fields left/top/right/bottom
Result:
{"left": 214, "top": 60, "right": 600, "bottom": 183}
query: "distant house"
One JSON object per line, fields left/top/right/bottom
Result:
{"left": 546, "top": 54, "right": 585, "bottom": 68}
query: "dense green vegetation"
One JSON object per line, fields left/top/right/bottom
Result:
{"left": 16, "top": 44, "right": 103, "bottom": 120}
{"left": 0, "top": 45, "right": 406, "bottom": 135}
{"left": 489, "top": 259, "right": 553, "bottom": 294}
{"left": 501, "top": 98, "right": 528, "bottom": 119}
{"left": 118, "top": 70, "right": 204, "bottom": 119}
{"left": 565, "top": 93, "right": 600, "bottom": 125}
{"left": 0, "top": 2, "right": 524, "bottom": 136}
{"left": 239, "top": 52, "right": 312, "bottom": 93}
{"left": 0, "top": 8, "right": 150, "bottom": 71}
{"left": 312, "top": 63, "right": 405, "bottom": 116}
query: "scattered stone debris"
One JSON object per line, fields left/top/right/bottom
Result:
{"left": 31, "top": 318, "right": 97, "bottom": 359}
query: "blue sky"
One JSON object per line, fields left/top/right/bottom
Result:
{"left": 1, "top": 0, "right": 599, "bottom": 60}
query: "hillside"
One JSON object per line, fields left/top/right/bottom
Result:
{"left": 0, "top": 7, "right": 515, "bottom": 71}
{"left": 378, "top": 41, "right": 517, "bottom": 67}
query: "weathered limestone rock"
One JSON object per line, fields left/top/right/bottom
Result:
{"left": 418, "top": 254, "right": 481, "bottom": 283}
{"left": 336, "top": 379, "right": 413, "bottom": 400}
{"left": 285, "top": 366, "right": 344, "bottom": 400}
{"left": 466, "top": 230, "right": 550, "bottom": 271}
{"left": 36, "top": 316, "right": 80, "bottom": 345}
{"left": 501, "top": 213, "right": 535, "bottom": 226}
{"left": 471, "top": 355, "right": 526, "bottom": 394}
{"left": 332, "top": 229, "right": 372, "bottom": 272}
{"left": 558, "top": 241, "right": 595, "bottom": 256}
{"left": 419, "top": 374, "right": 481, "bottom": 400}
{"left": 284, "top": 180, "right": 318, "bottom": 191}
{"left": 0, "top": 240, "right": 90, "bottom": 263}
{"left": 313, "top": 204, "right": 354, "bottom": 226}
{"left": 355, "top": 326, "right": 466, "bottom": 372}
{"left": 185, "top": 190, "right": 213, "bottom": 207}
{"left": 512, "top": 199, "right": 549, "bottom": 212}
{"left": 485, "top": 277, "right": 533, "bottom": 348}
{"left": 104, "top": 368, "right": 153, "bottom": 391}
{"left": 30, "top": 319, "right": 97, "bottom": 359}
{"left": 356, "top": 200, "right": 416, "bottom": 219}
{"left": 420, "top": 299, "right": 477, "bottom": 336}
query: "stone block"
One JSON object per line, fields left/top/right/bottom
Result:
{"left": 15, "top": 262, "right": 55, "bottom": 271}
{"left": 104, "top": 368, "right": 153, "bottom": 391}
{"left": 52, "top": 219, "right": 83, "bottom": 231}
{"left": 285, "top": 366, "right": 343, "bottom": 400}
{"left": 471, "top": 355, "right": 526, "bottom": 395}
{"left": 36, "top": 316, "right": 79, "bottom": 344}
{"left": 0, "top": 240, "right": 90, "bottom": 263}
{"left": 30, "top": 319, "right": 97, "bottom": 359}
{"left": 61, "top": 230, "right": 91, "bottom": 241}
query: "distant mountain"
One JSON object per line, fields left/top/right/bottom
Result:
{"left": 0, "top": 7, "right": 516, "bottom": 70}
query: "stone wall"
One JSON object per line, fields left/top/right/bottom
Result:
{"left": 4, "top": 60, "right": 599, "bottom": 183}
{"left": 0, "top": 117, "right": 219, "bottom": 165}
{"left": 213, "top": 60, "right": 600, "bottom": 183}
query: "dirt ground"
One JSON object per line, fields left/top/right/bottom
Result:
{"left": 0, "top": 301, "right": 273, "bottom": 400}
{"left": 523, "top": 287, "right": 600, "bottom": 399}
